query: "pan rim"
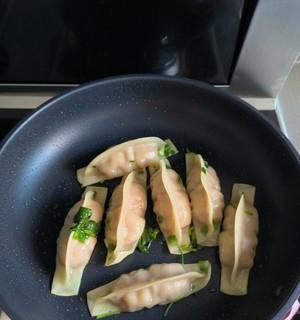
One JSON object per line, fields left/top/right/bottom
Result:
{"left": 1, "top": 74, "right": 299, "bottom": 164}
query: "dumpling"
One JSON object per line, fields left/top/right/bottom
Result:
{"left": 87, "top": 261, "right": 211, "bottom": 318}
{"left": 77, "top": 137, "right": 178, "bottom": 186}
{"left": 150, "top": 159, "right": 192, "bottom": 254}
{"left": 51, "top": 186, "right": 107, "bottom": 296}
{"left": 219, "top": 183, "right": 259, "bottom": 295}
{"left": 104, "top": 169, "right": 147, "bottom": 266}
{"left": 186, "top": 152, "right": 224, "bottom": 246}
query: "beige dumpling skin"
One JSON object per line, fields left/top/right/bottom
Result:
{"left": 77, "top": 137, "right": 178, "bottom": 186}
{"left": 87, "top": 261, "right": 211, "bottom": 317}
{"left": 186, "top": 153, "right": 224, "bottom": 246}
{"left": 51, "top": 187, "right": 107, "bottom": 296}
{"left": 150, "top": 160, "right": 191, "bottom": 254}
{"left": 104, "top": 169, "right": 147, "bottom": 266}
{"left": 219, "top": 183, "right": 258, "bottom": 296}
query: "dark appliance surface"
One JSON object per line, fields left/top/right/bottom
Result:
{"left": 0, "top": 0, "right": 257, "bottom": 85}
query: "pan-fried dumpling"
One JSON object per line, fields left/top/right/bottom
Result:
{"left": 186, "top": 153, "right": 224, "bottom": 246}
{"left": 77, "top": 137, "right": 178, "bottom": 186}
{"left": 51, "top": 187, "right": 107, "bottom": 296}
{"left": 87, "top": 261, "right": 211, "bottom": 318}
{"left": 150, "top": 160, "right": 192, "bottom": 254}
{"left": 219, "top": 184, "right": 258, "bottom": 295}
{"left": 104, "top": 169, "right": 147, "bottom": 266}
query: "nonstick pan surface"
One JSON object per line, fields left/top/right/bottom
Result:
{"left": 0, "top": 75, "right": 299, "bottom": 320}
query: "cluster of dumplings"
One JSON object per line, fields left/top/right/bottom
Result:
{"left": 51, "top": 137, "right": 259, "bottom": 318}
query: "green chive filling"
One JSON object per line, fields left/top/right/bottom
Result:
{"left": 138, "top": 227, "right": 159, "bottom": 253}
{"left": 70, "top": 207, "right": 100, "bottom": 243}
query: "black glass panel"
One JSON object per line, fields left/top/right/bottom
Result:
{"left": 0, "top": 0, "right": 248, "bottom": 85}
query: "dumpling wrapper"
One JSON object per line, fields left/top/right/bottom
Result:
{"left": 150, "top": 160, "right": 192, "bottom": 254}
{"left": 87, "top": 261, "right": 211, "bottom": 318}
{"left": 51, "top": 186, "right": 107, "bottom": 296}
{"left": 186, "top": 153, "right": 224, "bottom": 246}
{"left": 77, "top": 137, "right": 178, "bottom": 186}
{"left": 219, "top": 183, "right": 259, "bottom": 295}
{"left": 104, "top": 169, "right": 147, "bottom": 266}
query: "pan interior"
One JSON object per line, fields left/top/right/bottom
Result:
{"left": 0, "top": 76, "right": 299, "bottom": 320}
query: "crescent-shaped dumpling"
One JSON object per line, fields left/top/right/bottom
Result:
{"left": 77, "top": 137, "right": 178, "bottom": 186}
{"left": 87, "top": 261, "right": 211, "bottom": 318}
{"left": 219, "top": 183, "right": 258, "bottom": 295}
{"left": 150, "top": 160, "right": 192, "bottom": 254}
{"left": 104, "top": 169, "right": 147, "bottom": 266}
{"left": 186, "top": 152, "right": 224, "bottom": 246}
{"left": 51, "top": 186, "right": 107, "bottom": 296}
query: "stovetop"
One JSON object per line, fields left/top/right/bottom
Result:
{"left": 0, "top": 109, "right": 33, "bottom": 141}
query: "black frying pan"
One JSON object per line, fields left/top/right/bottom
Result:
{"left": 0, "top": 75, "right": 299, "bottom": 320}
